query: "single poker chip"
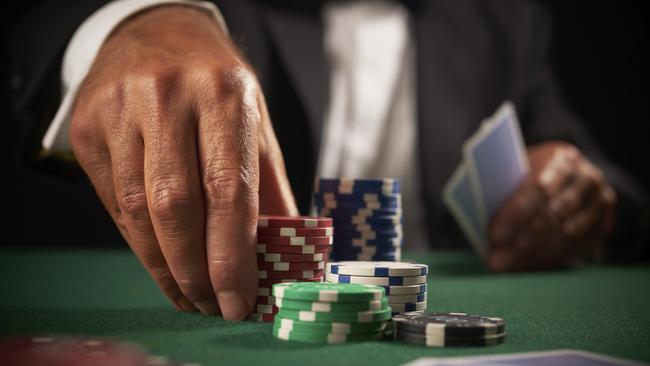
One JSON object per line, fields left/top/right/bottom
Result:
{"left": 327, "top": 261, "right": 428, "bottom": 277}
{"left": 258, "top": 227, "right": 334, "bottom": 237}
{"left": 388, "top": 301, "right": 427, "bottom": 313}
{"left": 386, "top": 292, "right": 427, "bottom": 303}
{"left": 257, "top": 235, "right": 333, "bottom": 246}
{"left": 328, "top": 250, "right": 402, "bottom": 262}
{"left": 315, "top": 200, "right": 400, "bottom": 210}
{"left": 258, "top": 215, "right": 333, "bottom": 228}
{"left": 255, "top": 304, "right": 279, "bottom": 314}
{"left": 274, "top": 316, "right": 388, "bottom": 334}
{"left": 326, "top": 273, "right": 426, "bottom": 286}
{"left": 380, "top": 284, "right": 427, "bottom": 295}
{"left": 272, "top": 326, "right": 383, "bottom": 344}
{"left": 392, "top": 312, "right": 506, "bottom": 337}
{"left": 258, "top": 261, "right": 325, "bottom": 271}
{"left": 333, "top": 229, "right": 403, "bottom": 240}
{"left": 248, "top": 312, "right": 276, "bottom": 322}
{"left": 259, "top": 269, "right": 324, "bottom": 280}
{"left": 257, "top": 244, "right": 330, "bottom": 254}
{"left": 394, "top": 329, "right": 507, "bottom": 347}
{"left": 318, "top": 206, "right": 402, "bottom": 216}
{"left": 333, "top": 222, "right": 403, "bottom": 233}
{"left": 334, "top": 237, "right": 403, "bottom": 248}
{"left": 257, "top": 253, "right": 325, "bottom": 263}
{"left": 278, "top": 307, "right": 392, "bottom": 323}
{"left": 256, "top": 295, "right": 276, "bottom": 305}
{"left": 272, "top": 282, "right": 384, "bottom": 303}
{"left": 330, "top": 253, "right": 402, "bottom": 262}
{"left": 258, "top": 278, "right": 321, "bottom": 288}
{"left": 334, "top": 215, "right": 403, "bottom": 226}
{"left": 315, "top": 178, "right": 401, "bottom": 194}
{"left": 275, "top": 297, "right": 388, "bottom": 312}
{"left": 315, "top": 193, "right": 401, "bottom": 203}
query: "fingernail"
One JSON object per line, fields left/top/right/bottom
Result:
{"left": 217, "top": 291, "right": 250, "bottom": 321}
{"left": 194, "top": 299, "right": 220, "bottom": 315}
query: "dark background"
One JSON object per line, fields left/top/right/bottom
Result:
{"left": 1, "top": 0, "right": 648, "bottom": 246}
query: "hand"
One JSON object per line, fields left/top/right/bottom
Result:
{"left": 487, "top": 142, "right": 616, "bottom": 271}
{"left": 69, "top": 5, "right": 297, "bottom": 319}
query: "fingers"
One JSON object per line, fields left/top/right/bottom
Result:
{"left": 257, "top": 94, "right": 299, "bottom": 216}
{"left": 138, "top": 89, "right": 218, "bottom": 315}
{"left": 105, "top": 122, "right": 198, "bottom": 313}
{"left": 196, "top": 67, "right": 260, "bottom": 320}
{"left": 489, "top": 146, "right": 576, "bottom": 248}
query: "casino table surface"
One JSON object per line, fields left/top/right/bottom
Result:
{"left": 1, "top": 249, "right": 649, "bottom": 366}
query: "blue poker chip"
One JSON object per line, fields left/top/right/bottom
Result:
{"left": 315, "top": 178, "right": 401, "bottom": 194}
{"left": 334, "top": 229, "right": 403, "bottom": 240}
{"left": 380, "top": 284, "right": 427, "bottom": 295}
{"left": 332, "top": 215, "right": 403, "bottom": 226}
{"left": 332, "top": 237, "right": 403, "bottom": 248}
{"left": 314, "top": 192, "right": 402, "bottom": 204}
{"left": 316, "top": 207, "right": 402, "bottom": 217}
{"left": 332, "top": 221, "right": 401, "bottom": 232}
{"left": 329, "top": 253, "right": 400, "bottom": 261}
{"left": 314, "top": 199, "right": 401, "bottom": 210}
{"left": 327, "top": 262, "right": 427, "bottom": 277}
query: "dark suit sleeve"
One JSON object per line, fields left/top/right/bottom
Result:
{"left": 511, "top": 3, "right": 649, "bottom": 262}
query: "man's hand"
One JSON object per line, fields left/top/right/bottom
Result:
{"left": 487, "top": 142, "right": 616, "bottom": 271}
{"left": 69, "top": 5, "right": 297, "bottom": 319}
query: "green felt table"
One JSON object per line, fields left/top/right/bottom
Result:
{"left": 1, "top": 249, "right": 649, "bottom": 365}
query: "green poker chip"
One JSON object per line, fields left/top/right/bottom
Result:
{"left": 274, "top": 315, "right": 388, "bottom": 334}
{"left": 277, "top": 307, "right": 392, "bottom": 323}
{"left": 272, "top": 282, "right": 385, "bottom": 303}
{"left": 273, "top": 325, "right": 384, "bottom": 344}
{"left": 276, "top": 297, "right": 389, "bottom": 312}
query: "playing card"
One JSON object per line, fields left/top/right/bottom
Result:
{"left": 401, "top": 349, "right": 646, "bottom": 366}
{"left": 442, "top": 163, "right": 487, "bottom": 257}
{"left": 463, "top": 101, "right": 529, "bottom": 229}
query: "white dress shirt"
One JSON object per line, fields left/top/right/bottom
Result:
{"left": 44, "top": 0, "right": 429, "bottom": 249}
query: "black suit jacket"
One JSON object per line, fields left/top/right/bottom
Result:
{"left": 7, "top": 0, "right": 649, "bottom": 261}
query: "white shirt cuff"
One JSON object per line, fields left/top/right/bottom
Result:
{"left": 42, "top": 0, "right": 228, "bottom": 151}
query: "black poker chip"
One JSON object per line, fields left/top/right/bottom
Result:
{"left": 394, "top": 329, "right": 507, "bottom": 347}
{"left": 392, "top": 312, "right": 506, "bottom": 337}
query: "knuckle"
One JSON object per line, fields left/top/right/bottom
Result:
{"left": 149, "top": 175, "right": 195, "bottom": 220}
{"left": 69, "top": 111, "right": 98, "bottom": 150}
{"left": 116, "top": 182, "right": 149, "bottom": 221}
{"left": 203, "top": 164, "right": 257, "bottom": 214}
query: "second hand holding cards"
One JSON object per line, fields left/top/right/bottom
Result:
{"left": 443, "top": 101, "right": 529, "bottom": 258}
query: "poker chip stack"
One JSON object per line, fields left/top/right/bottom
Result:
{"left": 313, "top": 178, "right": 402, "bottom": 261}
{"left": 249, "top": 215, "right": 334, "bottom": 322}
{"left": 392, "top": 312, "right": 507, "bottom": 347}
{"left": 325, "top": 261, "right": 428, "bottom": 315}
{"left": 271, "top": 282, "right": 390, "bottom": 344}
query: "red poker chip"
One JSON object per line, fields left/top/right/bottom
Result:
{"left": 248, "top": 312, "right": 276, "bottom": 322}
{"left": 254, "top": 304, "right": 279, "bottom": 314}
{"left": 256, "top": 295, "right": 276, "bottom": 305}
{"left": 256, "top": 235, "right": 333, "bottom": 246}
{"left": 258, "top": 269, "right": 324, "bottom": 280}
{"left": 257, "top": 244, "right": 330, "bottom": 254}
{"left": 257, "top": 252, "right": 325, "bottom": 263}
{"left": 0, "top": 336, "right": 183, "bottom": 366}
{"left": 257, "top": 226, "right": 334, "bottom": 237}
{"left": 258, "top": 278, "right": 321, "bottom": 288}
{"left": 257, "top": 215, "right": 333, "bottom": 228}
{"left": 258, "top": 261, "right": 325, "bottom": 271}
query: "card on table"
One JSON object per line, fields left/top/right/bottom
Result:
{"left": 402, "top": 349, "right": 647, "bottom": 366}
